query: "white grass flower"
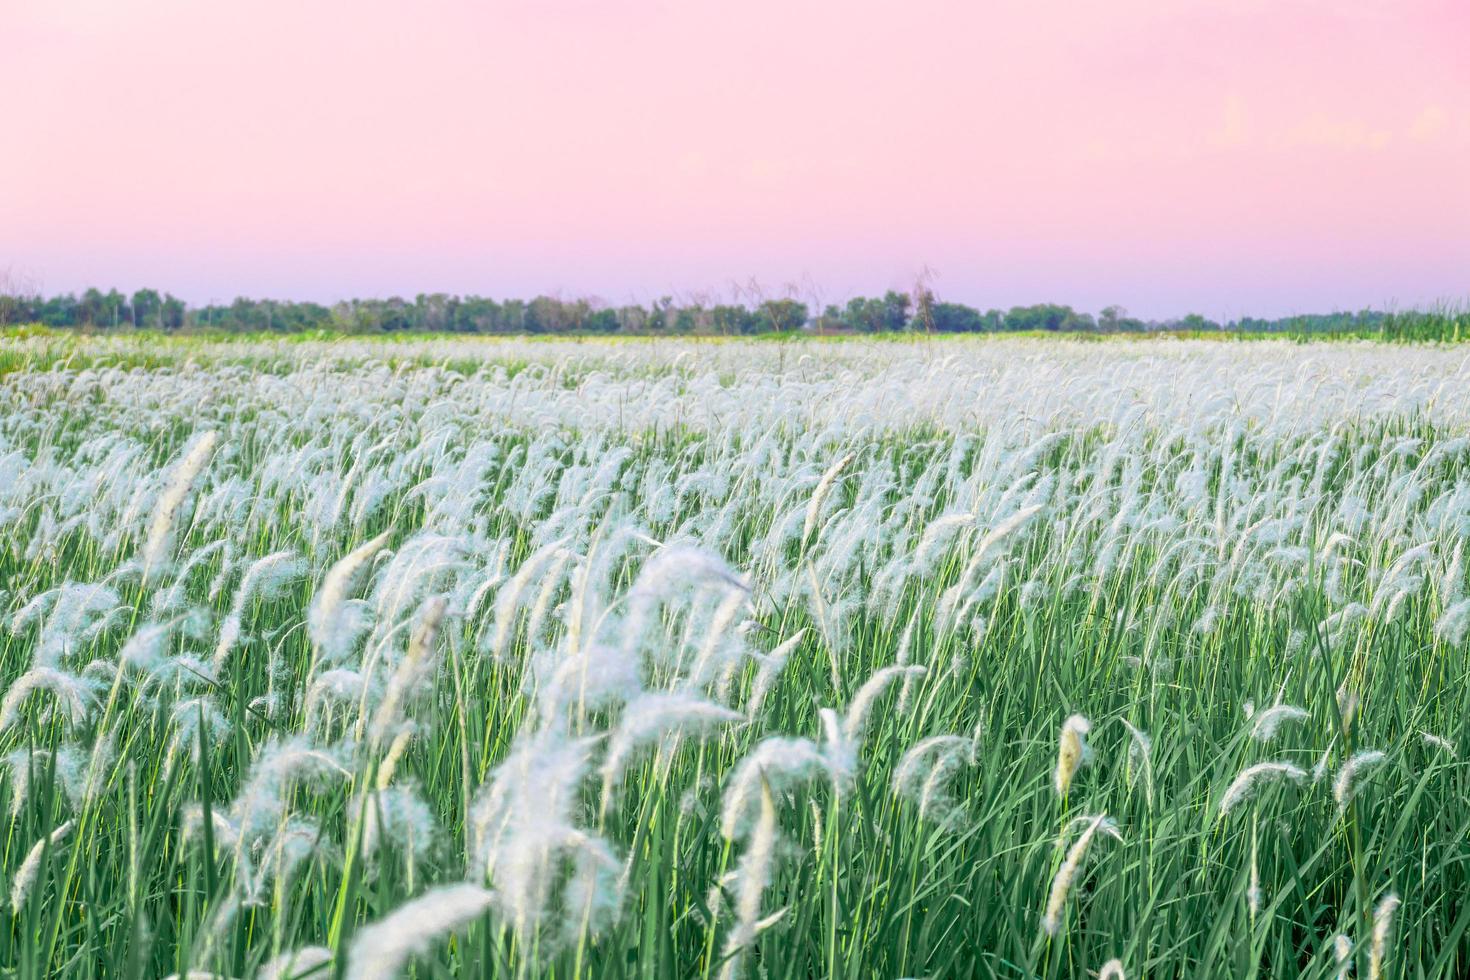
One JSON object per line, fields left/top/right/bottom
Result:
{"left": 1336, "top": 684, "right": 1360, "bottom": 734}
{"left": 1097, "top": 960, "right": 1126, "bottom": 980}
{"left": 1054, "top": 714, "right": 1091, "bottom": 796}
{"left": 621, "top": 544, "right": 747, "bottom": 650}
{"left": 802, "top": 452, "right": 855, "bottom": 548}
{"left": 211, "top": 550, "right": 305, "bottom": 671}
{"left": 141, "top": 431, "right": 219, "bottom": 583}
{"left": 746, "top": 628, "right": 806, "bottom": 718}
{"left": 0, "top": 668, "right": 98, "bottom": 730}
{"left": 1333, "top": 934, "right": 1353, "bottom": 980}
{"left": 843, "top": 664, "right": 926, "bottom": 744}
{"left": 118, "top": 619, "right": 179, "bottom": 675}
{"left": 913, "top": 511, "right": 974, "bottom": 573}
{"left": 1118, "top": 719, "right": 1153, "bottom": 807}
{"left": 720, "top": 737, "right": 830, "bottom": 839}
{"left": 243, "top": 819, "right": 324, "bottom": 906}
{"left": 600, "top": 692, "right": 742, "bottom": 797}
{"left": 309, "top": 530, "right": 392, "bottom": 663}
{"left": 489, "top": 537, "right": 574, "bottom": 659}
{"left": 344, "top": 883, "right": 495, "bottom": 980}
{"left": 1368, "top": 893, "right": 1400, "bottom": 980}
{"left": 258, "top": 946, "right": 332, "bottom": 980}
{"left": 1041, "top": 813, "right": 1118, "bottom": 936}
{"left": 893, "top": 734, "right": 978, "bottom": 827}
{"left": 1249, "top": 703, "right": 1309, "bottom": 743}
{"left": 358, "top": 785, "right": 437, "bottom": 877}
{"left": 151, "top": 539, "right": 229, "bottom": 614}
{"left": 1334, "top": 750, "right": 1387, "bottom": 812}
{"left": 11, "top": 820, "right": 73, "bottom": 910}
{"left": 1434, "top": 599, "right": 1470, "bottom": 646}
{"left": 1420, "top": 731, "right": 1457, "bottom": 757}
{"left": 3, "top": 748, "right": 53, "bottom": 816}
{"left": 532, "top": 640, "right": 643, "bottom": 724}
{"left": 1247, "top": 835, "right": 1262, "bottom": 918}
{"left": 167, "top": 697, "right": 232, "bottom": 764}
{"left": 1219, "top": 762, "right": 1307, "bottom": 816}
{"left": 719, "top": 775, "right": 781, "bottom": 980}
{"left": 231, "top": 738, "right": 352, "bottom": 839}
{"left": 369, "top": 596, "right": 446, "bottom": 743}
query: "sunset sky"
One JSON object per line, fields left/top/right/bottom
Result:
{"left": 3, "top": 0, "right": 1467, "bottom": 319}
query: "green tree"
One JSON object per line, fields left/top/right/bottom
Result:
{"left": 130, "top": 288, "right": 162, "bottom": 329}
{"left": 751, "top": 299, "right": 808, "bottom": 333}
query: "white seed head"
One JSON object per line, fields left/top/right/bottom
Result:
{"left": 1041, "top": 813, "right": 1117, "bottom": 936}
{"left": 1054, "top": 714, "right": 1091, "bottom": 796}
{"left": 344, "top": 883, "right": 495, "bottom": 980}
{"left": 1368, "top": 893, "right": 1401, "bottom": 980}
{"left": 1219, "top": 761, "right": 1307, "bottom": 816}
{"left": 1333, "top": 750, "right": 1387, "bottom": 812}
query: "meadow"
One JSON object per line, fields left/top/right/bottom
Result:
{"left": 2, "top": 332, "right": 1470, "bottom": 978}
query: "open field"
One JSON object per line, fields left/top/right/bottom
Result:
{"left": 3, "top": 335, "right": 1470, "bottom": 978}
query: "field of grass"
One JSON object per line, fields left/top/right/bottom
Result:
{"left": 3, "top": 334, "right": 1470, "bottom": 978}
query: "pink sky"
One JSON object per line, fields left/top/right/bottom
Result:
{"left": 2, "top": 0, "right": 1467, "bottom": 319}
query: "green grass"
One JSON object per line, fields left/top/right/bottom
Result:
{"left": 1, "top": 337, "right": 1468, "bottom": 978}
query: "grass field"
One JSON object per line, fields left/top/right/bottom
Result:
{"left": 3, "top": 334, "right": 1470, "bottom": 978}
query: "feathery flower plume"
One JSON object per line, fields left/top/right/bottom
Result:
{"left": 1420, "top": 731, "right": 1457, "bottom": 757}
{"left": 489, "top": 537, "right": 572, "bottom": 660}
{"left": 309, "top": 530, "right": 392, "bottom": 663}
{"left": 843, "top": 665, "right": 926, "bottom": 743}
{"left": 971, "top": 504, "right": 1044, "bottom": 569}
{"left": 1336, "top": 685, "right": 1360, "bottom": 735}
{"left": 211, "top": 550, "right": 305, "bottom": 672}
{"left": 1097, "top": 960, "right": 1126, "bottom": 980}
{"left": 376, "top": 727, "right": 416, "bottom": 789}
{"left": 721, "top": 737, "right": 830, "bottom": 839}
{"left": 893, "top": 734, "right": 978, "bottom": 827}
{"left": 230, "top": 738, "right": 352, "bottom": 839}
{"left": 141, "top": 431, "right": 219, "bottom": 583}
{"left": 1368, "top": 893, "right": 1400, "bottom": 980}
{"left": 1219, "top": 762, "right": 1307, "bottom": 816}
{"left": 1118, "top": 719, "right": 1153, "bottom": 807}
{"left": 0, "top": 667, "right": 98, "bottom": 730}
{"left": 532, "top": 640, "right": 642, "bottom": 724}
{"left": 1444, "top": 540, "right": 1465, "bottom": 605}
{"left": 1333, "top": 933, "right": 1353, "bottom": 980}
{"left": 151, "top": 539, "right": 229, "bottom": 614}
{"left": 11, "top": 820, "right": 74, "bottom": 910}
{"left": 746, "top": 629, "right": 806, "bottom": 719}
{"left": 1054, "top": 714, "right": 1091, "bottom": 796}
{"left": 600, "top": 692, "right": 742, "bottom": 798}
{"left": 344, "top": 883, "right": 495, "bottom": 980}
{"left": 118, "top": 620, "right": 180, "bottom": 676}
{"left": 1434, "top": 599, "right": 1470, "bottom": 646}
{"left": 894, "top": 612, "right": 921, "bottom": 714}
{"left": 803, "top": 452, "right": 855, "bottom": 548}
{"left": 358, "top": 785, "right": 437, "bottom": 877}
{"left": 719, "top": 775, "right": 782, "bottom": 980}
{"left": 1250, "top": 704, "right": 1309, "bottom": 743}
{"left": 1247, "top": 833, "right": 1262, "bottom": 918}
{"left": 913, "top": 512, "right": 974, "bottom": 573}
{"left": 259, "top": 947, "right": 332, "bottom": 980}
{"left": 1334, "top": 750, "right": 1387, "bottom": 812}
{"left": 621, "top": 544, "right": 747, "bottom": 651}
{"left": 466, "top": 731, "right": 624, "bottom": 940}
{"left": 3, "top": 748, "right": 54, "bottom": 817}
{"left": 369, "top": 597, "right": 446, "bottom": 743}
{"left": 1041, "top": 813, "right": 1119, "bottom": 936}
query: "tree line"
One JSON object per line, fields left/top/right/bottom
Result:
{"left": 0, "top": 283, "right": 1463, "bottom": 340}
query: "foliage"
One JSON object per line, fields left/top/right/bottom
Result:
{"left": 2, "top": 336, "right": 1470, "bottom": 978}
{"left": 2, "top": 285, "right": 1464, "bottom": 340}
